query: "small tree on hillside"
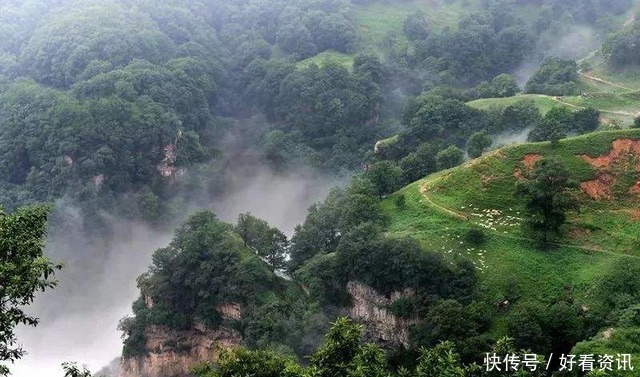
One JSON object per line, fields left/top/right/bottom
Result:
{"left": 573, "top": 107, "right": 600, "bottom": 134}
{"left": 467, "top": 131, "right": 492, "bottom": 158}
{"left": 236, "top": 213, "right": 289, "bottom": 270}
{"left": 236, "top": 212, "right": 260, "bottom": 247}
{"left": 364, "top": 160, "right": 403, "bottom": 198}
{"left": 403, "top": 10, "right": 429, "bottom": 41}
{"left": 527, "top": 119, "right": 566, "bottom": 146}
{"left": 259, "top": 228, "right": 289, "bottom": 271}
{"left": 436, "top": 145, "right": 464, "bottom": 170}
{"left": 516, "top": 159, "right": 579, "bottom": 247}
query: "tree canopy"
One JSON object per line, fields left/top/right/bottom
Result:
{"left": 0, "top": 205, "right": 61, "bottom": 376}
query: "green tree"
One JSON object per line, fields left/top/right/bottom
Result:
{"left": 527, "top": 118, "right": 567, "bottom": 145}
{"left": 516, "top": 159, "right": 579, "bottom": 246}
{"left": 308, "top": 317, "right": 387, "bottom": 377}
{"left": 62, "top": 362, "right": 92, "bottom": 377}
{"left": 235, "top": 213, "right": 288, "bottom": 270}
{"left": 0, "top": 205, "right": 61, "bottom": 376}
{"left": 436, "top": 145, "right": 464, "bottom": 170}
{"left": 500, "top": 99, "right": 543, "bottom": 132}
{"left": 192, "top": 348, "right": 303, "bottom": 377}
{"left": 489, "top": 73, "right": 519, "bottom": 97}
{"left": 466, "top": 131, "right": 492, "bottom": 158}
{"left": 364, "top": 161, "right": 403, "bottom": 198}
{"left": 573, "top": 107, "right": 600, "bottom": 133}
{"left": 525, "top": 57, "right": 578, "bottom": 96}
{"left": 403, "top": 11, "right": 429, "bottom": 41}
{"left": 413, "top": 341, "right": 467, "bottom": 377}
{"left": 353, "top": 54, "right": 385, "bottom": 85}
{"left": 475, "top": 74, "right": 519, "bottom": 98}
{"left": 602, "top": 21, "right": 640, "bottom": 69}
{"left": 259, "top": 228, "right": 289, "bottom": 271}
{"left": 236, "top": 212, "right": 266, "bottom": 247}
{"left": 399, "top": 142, "right": 438, "bottom": 183}
{"left": 507, "top": 302, "right": 551, "bottom": 354}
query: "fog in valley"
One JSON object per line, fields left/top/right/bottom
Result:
{"left": 12, "top": 164, "right": 337, "bottom": 376}
{"left": 1, "top": 0, "right": 637, "bottom": 375}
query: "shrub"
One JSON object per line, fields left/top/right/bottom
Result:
{"left": 464, "top": 228, "right": 486, "bottom": 246}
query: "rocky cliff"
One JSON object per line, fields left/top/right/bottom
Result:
{"left": 347, "top": 281, "right": 419, "bottom": 348}
{"left": 118, "top": 285, "right": 416, "bottom": 377}
{"left": 118, "top": 303, "right": 242, "bottom": 377}
{"left": 118, "top": 325, "right": 241, "bottom": 377}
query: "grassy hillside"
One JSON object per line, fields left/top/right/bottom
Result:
{"left": 297, "top": 50, "right": 355, "bottom": 69}
{"left": 467, "top": 94, "right": 572, "bottom": 115}
{"left": 381, "top": 129, "right": 640, "bottom": 333}
{"left": 353, "top": 0, "right": 479, "bottom": 50}
{"left": 468, "top": 91, "right": 640, "bottom": 124}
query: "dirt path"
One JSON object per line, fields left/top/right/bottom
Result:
{"left": 419, "top": 180, "right": 468, "bottom": 221}
{"left": 537, "top": 94, "right": 637, "bottom": 117}
{"left": 578, "top": 70, "right": 635, "bottom": 92}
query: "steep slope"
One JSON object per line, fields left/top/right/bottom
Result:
{"left": 117, "top": 211, "right": 317, "bottom": 377}
{"left": 381, "top": 129, "right": 640, "bottom": 331}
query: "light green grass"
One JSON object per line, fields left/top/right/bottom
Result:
{"left": 469, "top": 91, "right": 639, "bottom": 125}
{"left": 353, "top": 0, "right": 480, "bottom": 51}
{"left": 467, "top": 94, "right": 571, "bottom": 115}
{"left": 381, "top": 130, "right": 640, "bottom": 335}
{"left": 296, "top": 50, "right": 355, "bottom": 70}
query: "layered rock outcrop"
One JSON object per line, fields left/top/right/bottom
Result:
{"left": 118, "top": 325, "right": 241, "bottom": 377}
{"left": 118, "top": 302, "right": 242, "bottom": 377}
{"left": 347, "top": 281, "right": 419, "bottom": 348}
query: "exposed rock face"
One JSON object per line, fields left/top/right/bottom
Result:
{"left": 119, "top": 301, "right": 242, "bottom": 377}
{"left": 347, "top": 281, "right": 419, "bottom": 348}
{"left": 119, "top": 325, "right": 241, "bottom": 377}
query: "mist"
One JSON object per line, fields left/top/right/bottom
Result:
{"left": 491, "top": 127, "right": 532, "bottom": 148}
{"left": 547, "top": 25, "right": 599, "bottom": 61}
{"left": 10, "top": 161, "right": 339, "bottom": 377}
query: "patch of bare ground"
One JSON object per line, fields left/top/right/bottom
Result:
{"left": 579, "top": 139, "right": 640, "bottom": 199}
{"left": 514, "top": 153, "right": 542, "bottom": 181}
{"left": 522, "top": 153, "right": 542, "bottom": 169}
{"left": 581, "top": 139, "right": 640, "bottom": 170}
{"left": 580, "top": 174, "right": 614, "bottom": 200}
{"left": 569, "top": 227, "right": 592, "bottom": 239}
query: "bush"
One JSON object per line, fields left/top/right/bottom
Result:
{"left": 525, "top": 57, "right": 578, "bottom": 96}
{"left": 394, "top": 194, "right": 406, "bottom": 209}
{"left": 436, "top": 145, "right": 464, "bottom": 170}
{"left": 464, "top": 228, "right": 486, "bottom": 246}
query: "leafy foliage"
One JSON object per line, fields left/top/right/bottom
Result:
{"left": 467, "top": 131, "right": 492, "bottom": 159}
{"left": 602, "top": 22, "right": 640, "bottom": 69}
{"left": 516, "top": 159, "right": 579, "bottom": 246}
{"left": 0, "top": 205, "right": 61, "bottom": 376}
{"left": 525, "top": 57, "right": 579, "bottom": 96}
{"left": 62, "top": 362, "right": 92, "bottom": 377}
{"left": 236, "top": 213, "right": 288, "bottom": 271}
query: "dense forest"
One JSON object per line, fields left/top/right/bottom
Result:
{"left": 2, "top": 0, "right": 640, "bottom": 376}
{"left": 0, "top": 0, "right": 629, "bottom": 225}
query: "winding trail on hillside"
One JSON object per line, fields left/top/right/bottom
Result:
{"left": 578, "top": 70, "right": 635, "bottom": 92}
{"left": 417, "top": 176, "right": 640, "bottom": 258}
{"left": 536, "top": 94, "right": 638, "bottom": 117}
{"left": 418, "top": 179, "right": 468, "bottom": 221}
